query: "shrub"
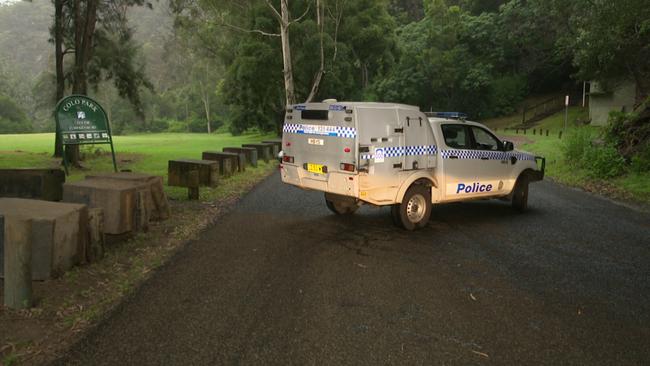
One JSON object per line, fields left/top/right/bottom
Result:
{"left": 148, "top": 118, "right": 169, "bottom": 133}
{"left": 561, "top": 128, "right": 592, "bottom": 166}
{"left": 630, "top": 143, "right": 650, "bottom": 173}
{"left": 581, "top": 144, "right": 626, "bottom": 178}
{"left": 167, "top": 120, "right": 188, "bottom": 133}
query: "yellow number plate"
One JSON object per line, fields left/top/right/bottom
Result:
{"left": 307, "top": 163, "right": 325, "bottom": 174}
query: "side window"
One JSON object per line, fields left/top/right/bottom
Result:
{"left": 441, "top": 124, "right": 470, "bottom": 149}
{"left": 471, "top": 127, "right": 501, "bottom": 151}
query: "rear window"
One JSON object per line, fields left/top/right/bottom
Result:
{"left": 441, "top": 124, "right": 470, "bottom": 149}
{"left": 301, "top": 110, "right": 329, "bottom": 120}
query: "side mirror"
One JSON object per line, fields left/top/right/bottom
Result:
{"left": 503, "top": 141, "right": 514, "bottom": 151}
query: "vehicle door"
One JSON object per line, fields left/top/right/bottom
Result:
{"left": 468, "top": 125, "right": 513, "bottom": 194}
{"left": 439, "top": 124, "right": 499, "bottom": 201}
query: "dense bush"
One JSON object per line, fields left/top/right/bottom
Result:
{"left": 581, "top": 144, "right": 626, "bottom": 178}
{"left": 561, "top": 128, "right": 593, "bottom": 164}
{"left": 148, "top": 118, "right": 169, "bottom": 133}
{"left": 630, "top": 143, "right": 650, "bottom": 173}
{"left": 562, "top": 128, "right": 626, "bottom": 178}
{"left": 167, "top": 120, "right": 188, "bottom": 133}
{"left": 0, "top": 94, "right": 31, "bottom": 133}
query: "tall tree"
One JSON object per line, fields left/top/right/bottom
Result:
{"left": 50, "top": 0, "right": 154, "bottom": 162}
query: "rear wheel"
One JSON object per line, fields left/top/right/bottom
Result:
{"left": 325, "top": 195, "right": 359, "bottom": 215}
{"left": 512, "top": 175, "right": 529, "bottom": 212}
{"left": 393, "top": 184, "right": 432, "bottom": 231}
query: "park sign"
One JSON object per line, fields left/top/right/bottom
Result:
{"left": 55, "top": 95, "right": 117, "bottom": 174}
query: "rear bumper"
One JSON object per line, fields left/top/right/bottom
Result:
{"left": 530, "top": 156, "right": 545, "bottom": 182}
{"left": 280, "top": 164, "right": 359, "bottom": 197}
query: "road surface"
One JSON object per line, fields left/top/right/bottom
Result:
{"left": 54, "top": 172, "right": 650, "bottom": 365}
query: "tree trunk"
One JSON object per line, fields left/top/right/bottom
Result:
{"left": 279, "top": 0, "right": 296, "bottom": 106}
{"left": 305, "top": 0, "right": 324, "bottom": 103}
{"left": 53, "top": 0, "right": 65, "bottom": 158}
{"left": 67, "top": 0, "right": 99, "bottom": 166}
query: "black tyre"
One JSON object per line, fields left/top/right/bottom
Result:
{"left": 325, "top": 196, "right": 359, "bottom": 215}
{"left": 512, "top": 175, "right": 529, "bottom": 212}
{"left": 394, "top": 184, "right": 432, "bottom": 231}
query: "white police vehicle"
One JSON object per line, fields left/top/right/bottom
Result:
{"left": 280, "top": 100, "right": 545, "bottom": 230}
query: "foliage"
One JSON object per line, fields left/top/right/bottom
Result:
{"left": 630, "top": 144, "right": 650, "bottom": 173}
{"left": 0, "top": 94, "right": 32, "bottom": 133}
{"left": 581, "top": 144, "right": 626, "bottom": 178}
{"left": 562, "top": 128, "right": 626, "bottom": 178}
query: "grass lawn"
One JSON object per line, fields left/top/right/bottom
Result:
{"left": 498, "top": 115, "right": 650, "bottom": 204}
{"left": 0, "top": 132, "right": 278, "bottom": 199}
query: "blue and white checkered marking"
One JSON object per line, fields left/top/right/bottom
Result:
{"left": 440, "top": 149, "right": 535, "bottom": 161}
{"left": 282, "top": 123, "right": 357, "bottom": 139}
{"left": 360, "top": 145, "right": 437, "bottom": 160}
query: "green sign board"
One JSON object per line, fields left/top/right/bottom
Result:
{"left": 55, "top": 95, "right": 117, "bottom": 174}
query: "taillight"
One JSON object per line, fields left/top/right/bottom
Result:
{"left": 282, "top": 155, "right": 294, "bottom": 163}
{"left": 340, "top": 163, "right": 355, "bottom": 172}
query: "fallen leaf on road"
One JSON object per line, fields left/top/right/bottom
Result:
{"left": 470, "top": 293, "right": 477, "bottom": 301}
{"left": 356, "top": 263, "right": 368, "bottom": 268}
{"left": 471, "top": 350, "right": 489, "bottom": 358}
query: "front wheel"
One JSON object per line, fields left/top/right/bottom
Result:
{"left": 512, "top": 175, "right": 529, "bottom": 212}
{"left": 392, "top": 184, "right": 432, "bottom": 231}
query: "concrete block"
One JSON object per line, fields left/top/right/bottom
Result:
{"left": 168, "top": 159, "right": 219, "bottom": 188}
{"left": 242, "top": 144, "right": 272, "bottom": 162}
{"left": 0, "top": 198, "right": 87, "bottom": 280}
{"left": 85, "top": 172, "right": 171, "bottom": 221}
{"left": 223, "top": 147, "right": 258, "bottom": 168}
{"left": 201, "top": 151, "right": 238, "bottom": 177}
{"left": 0, "top": 169, "right": 65, "bottom": 201}
{"left": 62, "top": 179, "right": 148, "bottom": 235}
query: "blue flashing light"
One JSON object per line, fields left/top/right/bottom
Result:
{"left": 432, "top": 112, "right": 467, "bottom": 119}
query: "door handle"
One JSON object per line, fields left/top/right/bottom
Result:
{"left": 480, "top": 157, "right": 489, "bottom": 160}
{"left": 449, "top": 155, "right": 458, "bottom": 159}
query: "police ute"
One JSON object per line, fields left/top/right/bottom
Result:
{"left": 280, "top": 100, "right": 545, "bottom": 230}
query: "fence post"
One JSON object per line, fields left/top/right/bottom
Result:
{"left": 3, "top": 215, "right": 33, "bottom": 309}
{"left": 559, "top": 131, "right": 563, "bottom": 139}
{"left": 516, "top": 128, "right": 519, "bottom": 134}
{"left": 524, "top": 129, "right": 527, "bottom": 135}
{"left": 546, "top": 130, "right": 549, "bottom": 137}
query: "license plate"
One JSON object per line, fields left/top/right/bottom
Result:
{"left": 307, "top": 163, "right": 325, "bottom": 174}
{"left": 308, "top": 138, "right": 324, "bottom": 145}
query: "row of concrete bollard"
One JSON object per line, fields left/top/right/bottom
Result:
{"left": 168, "top": 140, "right": 282, "bottom": 200}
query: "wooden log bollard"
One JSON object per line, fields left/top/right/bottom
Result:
{"left": 87, "top": 208, "right": 105, "bottom": 262}
{"left": 559, "top": 130, "right": 563, "bottom": 139}
{"left": 546, "top": 129, "right": 549, "bottom": 136}
{"left": 3, "top": 215, "right": 33, "bottom": 309}
{"left": 188, "top": 170, "right": 200, "bottom": 200}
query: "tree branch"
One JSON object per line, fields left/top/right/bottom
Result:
{"left": 289, "top": 1, "right": 312, "bottom": 26}
{"left": 217, "top": 20, "right": 280, "bottom": 37}
{"left": 263, "top": 0, "right": 283, "bottom": 24}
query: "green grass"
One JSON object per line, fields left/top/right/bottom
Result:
{"left": 498, "top": 113, "right": 650, "bottom": 204}
{"left": 0, "top": 132, "right": 277, "bottom": 185}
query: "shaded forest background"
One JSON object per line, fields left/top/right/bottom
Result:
{"left": 0, "top": 0, "right": 647, "bottom": 136}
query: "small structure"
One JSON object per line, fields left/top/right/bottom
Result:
{"left": 223, "top": 147, "right": 258, "bottom": 168}
{"left": 62, "top": 179, "right": 150, "bottom": 235}
{"left": 0, "top": 198, "right": 88, "bottom": 281}
{"left": 589, "top": 81, "right": 637, "bottom": 126}
{"left": 0, "top": 168, "right": 65, "bottom": 201}
{"left": 168, "top": 159, "right": 219, "bottom": 200}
